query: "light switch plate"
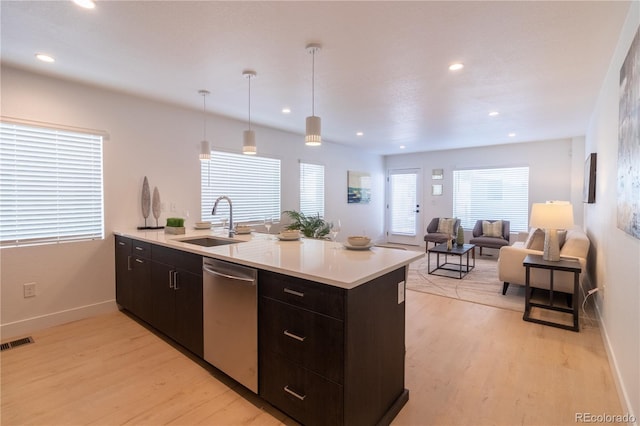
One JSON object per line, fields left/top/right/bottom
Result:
{"left": 397, "top": 281, "right": 405, "bottom": 304}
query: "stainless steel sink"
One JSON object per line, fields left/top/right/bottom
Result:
{"left": 176, "top": 237, "right": 241, "bottom": 247}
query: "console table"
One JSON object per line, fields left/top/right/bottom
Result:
{"left": 522, "top": 254, "right": 581, "bottom": 332}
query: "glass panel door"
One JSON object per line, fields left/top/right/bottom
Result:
{"left": 387, "top": 168, "right": 422, "bottom": 245}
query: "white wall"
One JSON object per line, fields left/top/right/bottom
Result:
{"left": 0, "top": 66, "right": 385, "bottom": 338}
{"left": 384, "top": 138, "right": 580, "bottom": 241}
{"left": 584, "top": 1, "right": 639, "bottom": 420}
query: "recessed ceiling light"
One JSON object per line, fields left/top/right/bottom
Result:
{"left": 35, "top": 53, "right": 55, "bottom": 63}
{"left": 356, "top": 132, "right": 363, "bottom": 136}
{"left": 449, "top": 63, "right": 464, "bottom": 71}
{"left": 399, "top": 145, "right": 406, "bottom": 149}
{"left": 281, "top": 107, "right": 291, "bottom": 114}
{"left": 508, "top": 133, "right": 516, "bottom": 137}
{"left": 488, "top": 111, "right": 500, "bottom": 117}
{"left": 73, "top": 0, "right": 96, "bottom": 9}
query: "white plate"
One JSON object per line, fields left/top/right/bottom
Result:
{"left": 194, "top": 225, "right": 211, "bottom": 230}
{"left": 277, "top": 234, "right": 301, "bottom": 241}
{"left": 343, "top": 241, "right": 374, "bottom": 250}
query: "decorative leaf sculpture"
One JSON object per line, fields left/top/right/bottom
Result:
{"left": 141, "top": 176, "right": 151, "bottom": 227}
{"left": 152, "top": 187, "right": 161, "bottom": 227}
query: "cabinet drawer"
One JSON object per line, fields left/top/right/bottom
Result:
{"left": 152, "top": 244, "right": 202, "bottom": 275}
{"left": 260, "top": 351, "right": 343, "bottom": 426}
{"left": 259, "top": 270, "right": 344, "bottom": 319}
{"left": 260, "top": 297, "right": 343, "bottom": 383}
{"left": 131, "top": 240, "right": 151, "bottom": 259}
{"left": 115, "top": 235, "right": 131, "bottom": 252}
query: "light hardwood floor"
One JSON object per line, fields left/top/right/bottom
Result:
{"left": 2, "top": 290, "right": 622, "bottom": 426}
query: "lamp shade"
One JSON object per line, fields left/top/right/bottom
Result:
{"left": 529, "top": 202, "right": 574, "bottom": 229}
{"left": 305, "top": 115, "right": 321, "bottom": 146}
{"left": 242, "top": 130, "right": 256, "bottom": 155}
{"left": 199, "top": 140, "right": 211, "bottom": 160}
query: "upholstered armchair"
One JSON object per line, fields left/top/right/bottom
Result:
{"left": 424, "top": 217, "right": 460, "bottom": 251}
{"left": 469, "top": 219, "right": 510, "bottom": 255}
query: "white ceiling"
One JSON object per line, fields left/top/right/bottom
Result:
{"left": 0, "top": 1, "right": 631, "bottom": 155}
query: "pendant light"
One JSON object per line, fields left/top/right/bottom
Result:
{"left": 242, "top": 70, "right": 257, "bottom": 155}
{"left": 305, "top": 43, "right": 322, "bottom": 146}
{"left": 198, "top": 89, "right": 211, "bottom": 160}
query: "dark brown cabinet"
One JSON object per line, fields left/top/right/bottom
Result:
{"left": 259, "top": 267, "right": 408, "bottom": 426}
{"left": 115, "top": 236, "right": 152, "bottom": 324}
{"left": 114, "top": 236, "right": 203, "bottom": 357}
{"left": 150, "top": 244, "right": 203, "bottom": 357}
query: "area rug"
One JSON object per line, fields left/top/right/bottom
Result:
{"left": 407, "top": 254, "right": 526, "bottom": 312}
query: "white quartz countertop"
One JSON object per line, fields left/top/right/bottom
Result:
{"left": 114, "top": 228, "right": 424, "bottom": 289}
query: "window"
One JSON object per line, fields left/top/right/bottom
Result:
{"left": 453, "top": 166, "right": 529, "bottom": 232}
{"left": 201, "top": 150, "right": 281, "bottom": 224}
{"left": 299, "top": 162, "right": 324, "bottom": 217}
{"left": 0, "top": 122, "right": 104, "bottom": 247}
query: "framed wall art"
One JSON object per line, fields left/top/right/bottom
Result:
{"left": 583, "top": 153, "right": 597, "bottom": 204}
{"left": 347, "top": 171, "right": 371, "bottom": 204}
{"left": 617, "top": 26, "right": 640, "bottom": 239}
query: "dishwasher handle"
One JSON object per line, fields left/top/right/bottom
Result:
{"left": 203, "top": 264, "right": 256, "bottom": 284}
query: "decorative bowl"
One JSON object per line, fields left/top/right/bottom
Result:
{"left": 195, "top": 221, "right": 211, "bottom": 229}
{"left": 347, "top": 236, "right": 371, "bottom": 247}
{"left": 280, "top": 229, "right": 300, "bottom": 239}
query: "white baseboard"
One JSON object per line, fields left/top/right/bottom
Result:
{"left": 595, "top": 300, "right": 638, "bottom": 426}
{"left": 1, "top": 300, "right": 118, "bottom": 341}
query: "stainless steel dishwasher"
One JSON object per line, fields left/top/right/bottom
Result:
{"left": 202, "top": 257, "right": 258, "bottom": 393}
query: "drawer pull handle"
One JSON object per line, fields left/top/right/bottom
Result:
{"left": 283, "top": 330, "right": 306, "bottom": 342}
{"left": 135, "top": 246, "right": 144, "bottom": 251}
{"left": 118, "top": 241, "right": 125, "bottom": 246}
{"left": 284, "top": 385, "right": 306, "bottom": 401}
{"left": 135, "top": 258, "right": 144, "bottom": 264}
{"left": 169, "top": 270, "right": 174, "bottom": 289}
{"left": 284, "top": 288, "right": 304, "bottom": 297}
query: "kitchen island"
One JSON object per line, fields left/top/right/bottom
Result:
{"left": 114, "top": 228, "right": 423, "bottom": 426}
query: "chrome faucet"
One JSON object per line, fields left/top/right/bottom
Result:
{"left": 212, "top": 195, "right": 235, "bottom": 238}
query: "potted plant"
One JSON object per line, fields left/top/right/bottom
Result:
{"left": 165, "top": 217, "right": 186, "bottom": 234}
{"left": 283, "top": 210, "right": 331, "bottom": 238}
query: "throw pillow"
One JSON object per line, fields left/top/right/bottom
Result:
{"left": 482, "top": 220, "right": 503, "bottom": 238}
{"left": 437, "top": 218, "right": 455, "bottom": 236}
{"left": 525, "top": 228, "right": 545, "bottom": 251}
{"left": 558, "top": 229, "right": 567, "bottom": 249}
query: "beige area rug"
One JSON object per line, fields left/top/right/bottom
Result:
{"left": 407, "top": 254, "right": 527, "bottom": 312}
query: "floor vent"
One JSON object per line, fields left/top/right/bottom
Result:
{"left": 0, "top": 336, "right": 34, "bottom": 351}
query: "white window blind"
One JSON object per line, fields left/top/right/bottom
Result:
{"left": 201, "top": 150, "right": 281, "bottom": 224}
{"left": 299, "top": 162, "right": 324, "bottom": 217}
{"left": 0, "top": 122, "right": 104, "bottom": 247}
{"left": 453, "top": 166, "right": 529, "bottom": 232}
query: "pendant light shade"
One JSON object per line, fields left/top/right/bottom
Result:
{"left": 200, "top": 140, "right": 211, "bottom": 160}
{"left": 305, "top": 116, "right": 321, "bottom": 146}
{"left": 198, "top": 89, "right": 211, "bottom": 160}
{"left": 243, "top": 130, "right": 256, "bottom": 155}
{"left": 242, "top": 70, "right": 257, "bottom": 155}
{"left": 305, "top": 43, "right": 322, "bottom": 146}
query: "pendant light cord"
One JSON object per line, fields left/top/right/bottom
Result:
{"left": 311, "top": 49, "right": 315, "bottom": 117}
{"left": 248, "top": 75, "right": 252, "bottom": 130}
{"left": 202, "top": 92, "right": 207, "bottom": 140}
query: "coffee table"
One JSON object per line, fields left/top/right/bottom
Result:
{"left": 427, "top": 243, "right": 475, "bottom": 279}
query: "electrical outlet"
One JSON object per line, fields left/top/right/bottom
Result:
{"left": 397, "top": 281, "right": 405, "bottom": 304}
{"left": 23, "top": 282, "right": 36, "bottom": 298}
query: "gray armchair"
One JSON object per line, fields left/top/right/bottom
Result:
{"left": 469, "top": 219, "right": 510, "bottom": 255}
{"left": 424, "top": 217, "right": 460, "bottom": 251}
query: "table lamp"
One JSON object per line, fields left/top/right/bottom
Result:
{"left": 529, "top": 202, "right": 574, "bottom": 261}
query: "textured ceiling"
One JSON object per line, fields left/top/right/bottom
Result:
{"left": 0, "top": 1, "right": 631, "bottom": 155}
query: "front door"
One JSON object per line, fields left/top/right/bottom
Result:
{"left": 386, "top": 168, "right": 422, "bottom": 245}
